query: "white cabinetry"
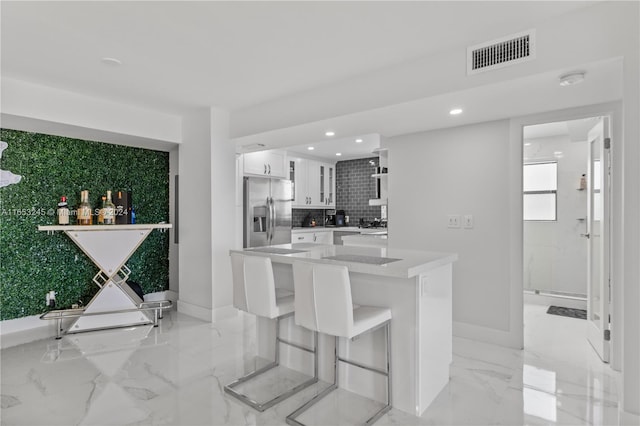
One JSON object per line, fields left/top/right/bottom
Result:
{"left": 306, "top": 160, "right": 322, "bottom": 206}
{"left": 313, "top": 229, "right": 333, "bottom": 244}
{"left": 291, "top": 229, "right": 333, "bottom": 244}
{"left": 319, "top": 162, "right": 335, "bottom": 207}
{"left": 289, "top": 156, "right": 335, "bottom": 208}
{"left": 292, "top": 231, "right": 315, "bottom": 243}
{"left": 369, "top": 148, "right": 388, "bottom": 206}
{"left": 290, "top": 159, "right": 315, "bottom": 207}
{"left": 244, "top": 150, "right": 287, "bottom": 178}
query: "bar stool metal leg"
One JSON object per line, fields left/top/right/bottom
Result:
{"left": 364, "top": 321, "right": 392, "bottom": 425}
{"left": 225, "top": 315, "right": 319, "bottom": 412}
{"left": 286, "top": 321, "right": 392, "bottom": 426}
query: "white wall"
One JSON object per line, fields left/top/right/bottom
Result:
{"left": 169, "top": 147, "right": 179, "bottom": 293}
{"left": 523, "top": 134, "right": 588, "bottom": 296}
{"left": 209, "top": 108, "right": 236, "bottom": 315}
{"left": 1, "top": 78, "right": 181, "bottom": 147}
{"left": 387, "top": 120, "right": 515, "bottom": 344}
{"left": 177, "top": 110, "right": 213, "bottom": 320}
{"left": 231, "top": 2, "right": 636, "bottom": 140}
{"left": 177, "top": 107, "right": 236, "bottom": 320}
{"left": 620, "top": 4, "right": 640, "bottom": 417}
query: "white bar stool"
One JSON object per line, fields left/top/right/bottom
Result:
{"left": 287, "top": 262, "right": 392, "bottom": 426}
{"left": 225, "top": 253, "right": 318, "bottom": 411}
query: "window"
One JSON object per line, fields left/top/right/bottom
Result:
{"left": 523, "top": 162, "right": 557, "bottom": 221}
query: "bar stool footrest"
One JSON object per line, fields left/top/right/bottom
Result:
{"left": 225, "top": 364, "right": 318, "bottom": 412}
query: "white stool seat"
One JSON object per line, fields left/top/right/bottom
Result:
{"left": 287, "top": 262, "right": 392, "bottom": 426}
{"left": 225, "top": 253, "right": 318, "bottom": 412}
{"left": 351, "top": 306, "right": 391, "bottom": 339}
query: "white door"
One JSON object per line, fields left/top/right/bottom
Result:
{"left": 586, "top": 117, "right": 611, "bottom": 363}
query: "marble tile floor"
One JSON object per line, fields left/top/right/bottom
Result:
{"left": 0, "top": 304, "right": 620, "bottom": 425}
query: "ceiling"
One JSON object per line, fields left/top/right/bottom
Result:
{"left": 523, "top": 117, "right": 601, "bottom": 142}
{"left": 232, "top": 57, "right": 622, "bottom": 151}
{"left": 285, "top": 133, "right": 380, "bottom": 162}
{"left": 1, "top": 1, "right": 620, "bottom": 160}
{"left": 2, "top": 1, "right": 597, "bottom": 115}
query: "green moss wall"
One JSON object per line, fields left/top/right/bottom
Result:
{"left": 0, "top": 129, "right": 170, "bottom": 321}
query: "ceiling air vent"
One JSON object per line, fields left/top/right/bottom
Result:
{"left": 467, "top": 29, "right": 535, "bottom": 75}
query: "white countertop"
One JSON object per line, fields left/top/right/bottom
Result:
{"left": 341, "top": 233, "right": 388, "bottom": 247}
{"left": 231, "top": 243, "right": 457, "bottom": 279}
{"left": 38, "top": 223, "right": 172, "bottom": 231}
{"left": 291, "top": 226, "right": 386, "bottom": 234}
{"left": 291, "top": 227, "right": 339, "bottom": 232}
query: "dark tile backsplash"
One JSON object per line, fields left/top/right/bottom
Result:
{"left": 292, "top": 208, "right": 327, "bottom": 227}
{"left": 336, "top": 157, "right": 381, "bottom": 224}
{"left": 291, "top": 157, "right": 382, "bottom": 228}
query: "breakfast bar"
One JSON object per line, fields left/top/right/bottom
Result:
{"left": 230, "top": 243, "right": 457, "bottom": 416}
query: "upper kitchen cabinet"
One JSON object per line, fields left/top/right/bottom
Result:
{"left": 243, "top": 150, "right": 287, "bottom": 178}
{"left": 289, "top": 156, "right": 335, "bottom": 208}
{"left": 320, "top": 162, "right": 335, "bottom": 207}
{"left": 369, "top": 148, "right": 388, "bottom": 206}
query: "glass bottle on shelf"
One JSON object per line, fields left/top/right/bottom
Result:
{"left": 57, "top": 196, "right": 70, "bottom": 225}
{"left": 77, "top": 190, "right": 92, "bottom": 225}
{"left": 97, "top": 196, "right": 106, "bottom": 225}
{"left": 103, "top": 190, "right": 116, "bottom": 225}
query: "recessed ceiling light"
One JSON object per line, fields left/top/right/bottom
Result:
{"left": 355, "top": 138, "right": 363, "bottom": 143}
{"left": 307, "top": 147, "right": 315, "bottom": 151}
{"left": 101, "top": 57, "right": 122, "bottom": 66}
{"left": 524, "top": 142, "right": 532, "bottom": 146}
{"left": 336, "top": 153, "right": 342, "bottom": 156}
{"left": 325, "top": 131, "right": 335, "bottom": 137}
{"left": 449, "top": 108, "right": 463, "bottom": 115}
{"left": 554, "top": 151, "right": 564, "bottom": 158}
{"left": 559, "top": 71, "right": 585, "bottom": 87}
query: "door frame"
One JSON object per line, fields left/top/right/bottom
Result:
{"left": 509, "top": 101, "right": 622, "bottom": 371}
{"left": 586, "top": 117, "right": 611, "bottom": 362}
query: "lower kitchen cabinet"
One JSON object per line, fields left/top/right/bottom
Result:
{"left": 313, "top": 229, "right": 332, "bottom": 244}
{"left": 291, "top": 229, "right": 333, "bottom": 244}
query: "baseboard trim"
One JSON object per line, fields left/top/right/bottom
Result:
{"left": 0, "top": 315, "right": 56, "bottom": 349}
{"left": 453, "top": 320, "right": 521, "bottom": 349}
{"left": 620, "top": 407, "right": 640, "bottom": 425}
{"left": 212, "top": 305, "right": 239, "bottom": 321}
{"left": 1, "top": 290, "right": 177, "bottom": 349}
{"left": 524, "top": 291, "right": 587, "bottom": 310}
{"left": 177, "top": 299, "right": 213, "bottom": 322}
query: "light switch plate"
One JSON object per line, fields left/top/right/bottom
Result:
{"left": 448, "top": 215, "right": 461, "bottom": 228}
{"left": 463, "top": 214, "right": 473, "bottom": 229}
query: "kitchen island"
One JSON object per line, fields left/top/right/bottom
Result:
{"left": 341, "top": 233, "right": 388, "bottom": 248}
{"left": 229, "top": 243, "right": 457, "bottom": 416}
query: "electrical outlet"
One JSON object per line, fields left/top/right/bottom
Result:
{"left": 463, "top": 214, "right": 473, "bottom": 229}
{"left": 447, "top": 215, "right": 461, "bottom": 228}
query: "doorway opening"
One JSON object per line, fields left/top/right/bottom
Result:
{"left": 522, "top": 115, "right": 612, "bottom": 364}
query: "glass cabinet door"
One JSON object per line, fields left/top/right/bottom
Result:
{"left": 319, "top": 165, "right": 325, "bottom": 204}
{"left": 289, "top": 160, "right": 296, "bottom": 202}
{"left": 328, "top": 166, "right": 334, "bottom": 205}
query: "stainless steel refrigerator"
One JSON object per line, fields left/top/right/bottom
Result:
{"left": 244, "top": 177, "right": 292, "bottom": 248}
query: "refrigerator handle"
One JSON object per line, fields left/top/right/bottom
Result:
{"left": 265, "top": 196, "right": 272, "bottom": 243}
{"left": 270, "top": 196, "right": 276, "bottom": 245}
